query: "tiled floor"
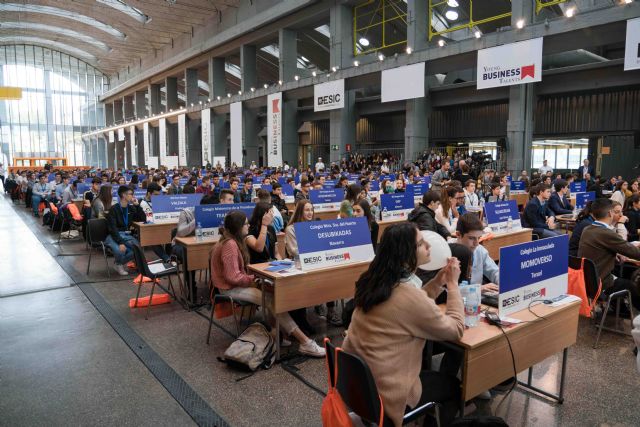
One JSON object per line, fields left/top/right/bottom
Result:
{"left": 1, "top": 193, "right": 640, "bottom": 427}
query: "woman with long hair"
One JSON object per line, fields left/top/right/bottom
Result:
{"left": 339, "top": 183, "right": 363, "bottom": 218}
{"left": 353, "top": 199, "right": 379, "bottom": 251}
{"left": 611, "top": 180, "right": 628, "bottom": 206}
{"left": 245, "top": 202, "right": 277, "bottom": 264}
{"left": 210, "top": 211, "right": 325, "bottom": 357}
{"left": 91, "top": 184, "right": 112, "bottom": 219}
{"left": 624, "top": 193, "right": 640, "bottom": 242}
{"left": 435, "top": 186, "right": 460, "bottom": 235}
{"left": 343, "top": 222, "right": 464, "bottom": 427}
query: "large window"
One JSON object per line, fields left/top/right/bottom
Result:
{"left": 0, "top": 45, "right": 108, "bottom": 167}
{"left": 531, "top": 139, "right": 589, "bottom": 170}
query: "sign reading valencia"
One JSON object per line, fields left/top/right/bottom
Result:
{"left": 476, "top": 37, "right": 543, "bottom": 90}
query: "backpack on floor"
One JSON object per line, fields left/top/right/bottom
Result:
{"left": 219, "top": 322, "right": 275, "bottom": 372}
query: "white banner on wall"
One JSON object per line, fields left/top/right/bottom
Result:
{"left": 148, "top": 156, "right": 158, "bottom": 169}
{"left": 476, "top": 37, "right": 543, "bottom": 90}
{"left": 129, "top": 125, "right": 137, "bottom": 166}
{"left": 178, "top": 113, "right": 186, "bottom": 166}
{"left": 165, "top": 156, "right": 178, "bottom": 169}
{"left": 108, "top": 130, "right": 115, "bottom": 143}
{"left": 230, "top": 102, "right": 243, "bottom": 167}
{"left": 118, "top": 127, "right": 125, "bottom": 141}
{"left": 381, "top": 62, "right": 425, "bottom": 103}
{"left": 624, "top": 18, "right": 640, "bottom": 71}
{"left": 159, "top": 118, "right": 167, "bottom": 166}
{"left": 201, "top": 108, "right": 210, "bottom": 166}
{"left": 314, "top": 79, "right": 344, "bottom": 112}
{"left": 267, "top": 92, "right": 283, "bottom": 167}
{"left": 143, "top": 122, "right": 150, "bottom": 166}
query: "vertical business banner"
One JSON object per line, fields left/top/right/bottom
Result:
{"left": 178, "top": 113, "right": 187, "bottom": 166}
{"left": 267, "top": 92, "right": 283, "bottom": 167}
{"left": 118, "top": 127, "right": 125, "bottom": 141}
{"left": 129, "top": 125, "right": 137, "bottom": 166}
{"left": 159, "top": 118, "right": 167, "bottom": 166}
{"left": 477, "top": 37, "right": 543, "bottom": 90}
{"left": 143, "top": 122, "right": 150, "bottom": 166}
{"left": 108, "top": 130, "right": 115, "bottom": 143}
{"left": 201, "top": 108, "right": 211, "bottom": 166}
{"left": 230, "top": 102, "right": 243, "bottom": 167}
{"left": 624, "top": 18, "right": 640, "bottom": 71}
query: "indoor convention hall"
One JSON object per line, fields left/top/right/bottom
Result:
{"left": 2, "top": 1, "right": 640, "bottom": 426}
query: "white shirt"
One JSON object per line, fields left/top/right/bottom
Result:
{"left": 283, "top": 164, "right": 290, "bottom": 172}
{"left": 0, "top": 166, "right": 5, "bottom": 176}
{"left": 434, "top": 205, "right": 457, "bottom": 235}
{"left": 315, "top": 162, "right": 325, "bottom": 173}
{"left": 470, "top": 245, "right": 500, "bottom": 286}
{"left": 464, "top": 189, "right": 479, "bottom": 207}
{"left": 538, "top": 165, "right": 553, "bottom": 175}
{"left": 381, "top": 164, "right": 390, "bottom": 174}
{"left": 610, "top": 191, "right": 625, "bottom": 206}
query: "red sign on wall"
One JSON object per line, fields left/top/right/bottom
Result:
{"left": 346, "top": 144, "right": 351, "bottom": 152}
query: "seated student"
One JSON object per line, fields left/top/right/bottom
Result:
{"left": 394, "top": 179, "right": 405, "bottom": 193}
{"left": 105, "top": 186, "right": 146, "bottom": 276}
{"left": 335, "top": 176, "right": 349, "bottom": 189}
{"left": 409, "top": 190, "right": 452, "bottom": 239}
{"left": 91, "top": 185, "right": 113, "bottom": 219}
{"left": 219, "top": 188, "right": 235, "bottom": 204}
{"left": 31, "top": 174, "right": 49, "bottom": 217}
{"left": 484, "top": 183, "right": 507, "bottom": 204}
{"left": 353, "top": 199, "right": 379, "bottom": 252}
{"left": 182, "top": 176, "right": 197, "bottom": 194}
{"left": 196, "top": 176, "right": 213, "bottom": 196}
{"left": 245, "top": 202, "right": 278, "bottom": 264}
{"left": 270, "top": 182, "right": 289, "bottom": 224}
{"left": 83, "top": 178, "right": 101, "bottom": 205}
{"left": 611, "top": 180, "right": 628, "bottom": 206}
{"left": 611, "top": 201, "right": 629, "bottom": 242}
{"left": 61, "top": 180, "right": 79, "bottom": 205}
{"left": 139, "top": 182, "right": 162, "bottom": 223}
{"left": 256, "top": 189, "right": 284, "bottom": 233}
{"left": 523, "top": 184, "right": 559, "bottom": 238}
{"left": 463, "top": 179, "right": 480, "bottom": 208}
{"left": 548, "top": 179, "right": 573, "bottom": 215}
{"left": 55, "top": 175, "right": 70, "bottom": 202}
{"left": 569, "top": 203, "right": 594, "bottom": 257}
{"left": 210, "top": 211, "right": 325, "bottom": 357}
{"left": 295, "top": 178, "right": 311, "bottom": 203}
{"left": 284, "top": 200, "right": 342, "bottom": 327}
{"left": 339, "top": 184, "right": 362, "bottom": 218}
{"left": 343, "top": 223, "right": 463, "bottom": 427}
{"left": 455, "top": 214, "right": 499, "bottom": 294}
{"left": 435, "top": 186, "right": 461, "bottom": 236}
{"left": 625, "top": 194, "right": 640, "bottom": 242}
{"left": 235, "top": 178, "right": 253, "bottom": 203}
{"left": 168, "top": 175, "right": 182, "bottom": 195}
{"left": 578, "top": 198, "right": 640, "bottom": 311}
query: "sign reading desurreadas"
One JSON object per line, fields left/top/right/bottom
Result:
{"left": 295, "top": 217, "right": 374, "bottom": 270}
{"left": 498, "top": 234, "right": 569, "bottom": 316}
{"left": 477, "top": 37, "right": 543, "bottom": 90}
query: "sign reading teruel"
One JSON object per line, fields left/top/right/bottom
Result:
{"left": 477, "top": 37, "right": 543, "bottom": 90}
{"left": 314, "top": 79, "right": 344, "bottom": 112}
{"left": 267, "top": 92, "right": 283, "bottom": 167}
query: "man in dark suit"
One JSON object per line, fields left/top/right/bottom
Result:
{"left": 523, "top": 184, "right": 560, "bottom": 238}
{"left": 578, "top": 159, "right": 594, "bottom": 181}
{"left": 549, "top": 179, "right": 573, "bottom": 215}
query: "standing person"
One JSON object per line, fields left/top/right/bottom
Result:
{"left": 523, "top": 184, "right": 559, "bottom": 238}
{"left": 104, "top": 186, "right": 146, "bottom": 276}
{"left": 578, "top": 198, "right": 640, "bottom": 312}
{"left": 578, "top": 159, "right": 594, "bottom": 181}
{"left": 431, "top": 162, "right": 451, "bottom": 194}
{"left": 343, "top": 223, "right": 464, "bottom": 427}
{"left": 314, "top": 157, "right": 325, "bottom": 173}
{"left": 538, "top": 159, "right": 553, "bottom": 176}
{"left": 210, "top": 211, "right": 325, "bottom": 357}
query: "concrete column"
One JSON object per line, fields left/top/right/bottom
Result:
{"left": 185, "top": 68, "right": 199, "bottom": 104}
{"left": 329, "top": 90, "right": 356, "bottom": 164}
{"left": 148, "top": 84, "right": 162, "bottom": 157}
{"left": 106, "top": 132, "right": 115, "bottom": 168}
{"left": 407, "top": 0, "right": 428, "bottom": 52}
{"left": 405, "top": 96, "right": 430, "bottom": 162}
{"left": 240, "top": 45, "right": 257, "bottom": 92}
{"left": 329, "top": 3, "right": 354, "bottom": 69}
{"left": 208, "top": 58, "right": 226, "bottom": 99}
{"left": 123, "top": 97, "right": 134, "bottom": 168}
{"left": 104, "top": 102, "right": 114, "bottom": 126}
{"left": 165, "top": 77, "right": 179, "bottom": 156}
{"left": 212, "top": 114, "right": 227, "bottom": 159}
{"left": 282, "top": 99, "right": 298, "bottom": 167}
{"left": 506, "top": 84, "right": 535, "bottom": 174}
{"left": 134, "top": 90, "right": 147, "bottom": 119}
{"left": 113, "top": 100, "right": 125, "bottom": 169}
{"left": 279, "top": 28, "right": 297, "bottom": 83}
{"left": 243, "top": 107, "right": 259, "bottom": 165}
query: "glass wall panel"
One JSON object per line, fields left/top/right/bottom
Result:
{"left": 0, "top": 45, "right": 107, "bottom": 167}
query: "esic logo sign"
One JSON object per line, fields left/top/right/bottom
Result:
{"left": 502, "top": 288, "right": 546, "bottom": 308}
{"left": 482, "top": 64, "right": 535, "bottom": 85}
{"left": 317, "top": 94, "right": 341, "bottom": 106}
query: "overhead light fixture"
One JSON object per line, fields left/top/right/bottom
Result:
{"left": 565, "top": 6, "right": 575, "bottom": 17}
{"left": 445, "top": 10, "right": 458, "bottom": 20}
{"left": 278, "top": 80, "right": 283, "bottom": 85}
{"left": 207, "top": 98, "right": 211, "bottom": 102}
{"left": 516, "top": 19, "right": 525, "bottom": 29}
{"left": 378, "top": 53, "right": 384, "bottom": 61}
{"left": 263, "top": 83, "right": 268, "bottom": 88}
{"left": 190, "top": 103, "right": 193, "bottom": 107}
{"left": 216, "top": 96, "right": 221, "bottom": 100}
{"left": 227, "top": 93, "right": 231, "bottom": 98}
{"left": 199, "top": 101, "right": 202, "bottom": 105}
{"left": 406, "top": 47, "right": 412, "bottom": 54}
{"left": 331, "top": 66, "right": 338, "bottom": 72}
{"left": 169, "top": 108, "right": 173, "bottom": 112}
{"left": 359, "top": 37, "right": 370, "bottom": 47}
{"left": 238, "top": 90, "right": 242, "bottom": 95}
{"left": 438, "top": 39, "right": 445, "bottom": 47}
{"left": 312, "top": 71, "right": 317, "bottom": 77}
{"left": 474, "top": 30, "right": 482, "bottom": 39}
{"left": 447, "top": 0, "right": 459, "bottom": 6}
{"left": 294, "top": 75, "right": 299, "bottom": 81}
{"left": 250, "top": 87, "right": 255, "bottom": 92}
{"left": 353, "top": 60, "right": 359, "bottom": 67}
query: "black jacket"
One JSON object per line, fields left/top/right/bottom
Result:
{"left": 548, "top": 193, "right": 573, "bottom": 215}
{"left": 523, "top": 197, "right": 554, "bottom": 230}
{"left": 408, "top": 203, "right": 450, "bottom": 239}
{"left": 271, "top": 193, "right": 287, "bottom": 214}
{"left": 106, "top": 202, "right": 146, "bottom": 244}
{"left": 587, "top": 182, "right": 604, "bottom": 199}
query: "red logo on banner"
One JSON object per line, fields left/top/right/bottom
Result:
{"left": 343, "top": 253, "right": 351, "bottom": 260}
{"left": 271, "top": 99, "right": 280, "bottom": 113}
{"left": 521, "top": 65, "right": 535, "bottom": 79}
{"left": 540, "top": 288, "right": 546, "bottom": 297}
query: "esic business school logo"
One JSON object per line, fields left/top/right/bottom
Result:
{"left": 303, "top": 252, "right": 351, "bottom": 266}
{"left": 482, "top": 64, "right": 535, "bottom": 85}
{"left": 502, "top": 287, "right": 546, "bottom": 308}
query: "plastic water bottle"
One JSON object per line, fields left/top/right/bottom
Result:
{"left": 294, "top": 255, "right": 301, "bottom": 270}
{"left": 507, "top": 217, "right": 513, "bottom": 232}
{"left": 573, "top": 206, "right": 579, "bottom": 219}
{"left": 381, "top": 206, "right": 389, "bottom": 220}
{"left": 195, "top": 222, "right": 203, "bottom": 241}
{"left": 460, "top": 281, "right": 480, "bottom": 328}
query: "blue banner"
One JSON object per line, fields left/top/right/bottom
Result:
{"left": 179, "top": 178, "right": 189, "bottom": 186}
{"left": 323, "top": 180, "right": 336, "bottom": 188}
{"left": 261, "top": 185, "right": 273, "bottom": 193}
{"left": 406, "top": 183, "right": 429, "bottom": 198}
{"left": 414, "top": 176, "right": 431, "bottom": 186}
{"left": 484, "top": 200, "right": 520, "bottom": 230}
{"left": 575, "top": 191, "right": 595, "bottom": 209}
{"left": 369, "top": 180, "right": 380, "bottom": 191}
{"left": 77, "top": 183, "right": 90, "bottom": 195}
{"left": 151, "top": 194, "right": 203, "bottom": 222}
{"left": 194, "top": 203, "right": 255, "bottom": 230}
{"left": 570, "top": 181, "right": 586, "bottom": 193}
{"left": 309, "top": 188, "right": 344, "bottom": 204}
{"left": 511, "top": 181, "right": 526, "bottom": 192}
{"left": 379, "top": 174, "right": 396, "bottom": 182}
{"left": 281, "top": 184, "right": 294, "bottom": 196}
{"left": 380, "top": 192, "right": 414, "bottom": 220}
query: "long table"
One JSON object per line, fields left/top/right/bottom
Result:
{"left": 427, "top": 300, "right": 580, "bottom": 410}
{"left": 481, "top": 228, "right": 532, "bottom": 261}
{"left": 510, "top": 193, "right": 530, "bottom": 209}
{"left": 249, "top": 261, "right": 370, "bottom": 359}
{"left": 132, "top": 221, "right": 178, "bottom": 247}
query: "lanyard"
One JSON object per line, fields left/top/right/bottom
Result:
{"left": 121, "top": 205, "right": 129, "bottom": 228}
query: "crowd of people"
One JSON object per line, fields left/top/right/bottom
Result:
{"left": 2, "top": 153, "right": 640, "bottom": 426}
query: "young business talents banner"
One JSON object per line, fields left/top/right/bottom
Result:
{"left": 477, "top": 37, "right": 543, "bottom": 90}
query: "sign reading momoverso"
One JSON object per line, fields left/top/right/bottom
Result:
{"left": 477, "top": 37, "right": 543, "bottom": 90}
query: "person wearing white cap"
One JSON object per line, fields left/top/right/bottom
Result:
{"left": 315, "top": 157, "right": 325, "bottom": 173}
{"left": 381, "top": 159, "right": 390, "bottom": 174}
